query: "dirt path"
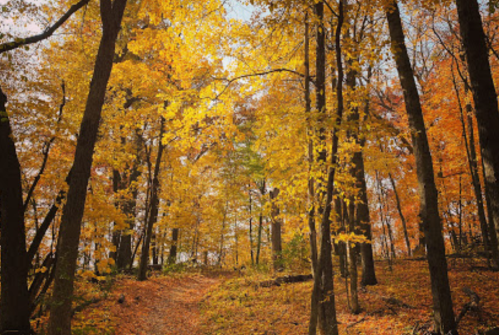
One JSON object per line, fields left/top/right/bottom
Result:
{"left": 111, "top": 275, "right": 220, "bottom": 335}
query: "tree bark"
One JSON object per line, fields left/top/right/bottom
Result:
{"left": 304, "top": 13, "right": 320, "bottom": 334}
{"left": 386, "top": 2, "right": 457, "bottom": 333}
{"left": 168, "top": 228, "right": 179, "bottom": 265}
{"left": 451, "top": 65, "right": 496, "bottom": 264}
{"left": 256, "top": 181, "right": 265, "bottom": 265}
{"left": 455, "top": 0, "right": 499, "bottom": 264}
{"left": 47, "top": 2, "right": 128, "bottom": 334}
{"left": 388, "top": 173, "right": 412, "bottom": 256}
{"left": 270, "top": 187, "right": 283, "bottom": 271}
{"left": 0, "top": 87, "right": 31, "bottom": 335}
{"left": 312, "top": 1, "right": 343, "bottom": 334}
{"left": 249, "top": 187, "right": 254, "bottom": 265}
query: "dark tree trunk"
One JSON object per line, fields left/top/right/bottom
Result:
{"left": 455, "top": 0, "right": 499, "bottom": 265}
{"left": 388, "top": 173, "right": 412, "bottom": 256}
{"left": 256, "top": 181, "right": 265, "bottom": 265}
{"left": 386, "top": 2, "right": 457, "bottom": 334}
{"left": 304, "top": 13, "right": 320, "bottom": 334}
{"left": 356, "top": 148, "right": 378, "bottom": 286}
{"left": 47, "top": 2, "right": 128, "bottom": 334}
{"left": 249, "top": 187, "right": 254, "bottom": 265}
{"left": 0, "top": 87, "right": 31, "bottom": 335}
{"left": 270, "top": 187, "right": 283, "bottom": 271}
{"left": 110, "top": 168, "right": 122, "bottom": 261}
{"left": 311, "top": 1, "right": 343, "bottom": 334}
{"left": 138, "top": 117, "right": 165, "bottom": 281}
{"left": 452, "top": 69, "right": 496, "bottom": 264}
{"left": 152, "top": 230, "right": 159, "bottom": 266}
{"left": 116, "top": 166, "right": 139, "bottom": 269}
{"left": 353, "top": 83, "right": 377, "bottom": 285}
{"left": 345, "top": 59, "right": 360, "bottom": 314}
{"left": 218, "top": 201, "right": 228, "bottom": 265}
{"left": 168, "top": 228, "right": 179, "bottom": 265}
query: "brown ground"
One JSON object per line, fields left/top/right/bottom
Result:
{"left": 110, "top": 274, "right": 220, "bottom": 335}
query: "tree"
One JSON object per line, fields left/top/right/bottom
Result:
{"left": 385, "top": 1, "right": 457, "bottom": 333}
{"left": 47, "top": 1, "right": 128, "bottom": 333}
{"left": 455, "top": 0, "right": 499, "bottom": 268}
{"left": 0, "top": 2, "right": 90, "bottom": 333}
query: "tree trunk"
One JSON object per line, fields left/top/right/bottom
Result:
{"left": 312, "top": 1, "right": 343, "bottom": 334}
{"left": 352, "top": 75, "right": 377, "bottom": 286}
{"left": 305, "top": 13, "right": 320, "bottom": 334}
{"left": 138, "top": 117, "right": 165, "bottom": 281}
{"left": 116, "top": 161, "right": 140, "bottom": 269}
{"left": 388, "top": 173, "right": 412, "bottom": 256}
{"left": 256, "top": 181, "right": 265, "bottom": 265}
{"left": 270, "top": 187, "right": 283, "bottom": 271}
{"left": 249, "top": 187, "right": 254, "bottom": 265}
{"left": 110, "top": 168, "right": 122, "bottom": 261}
{"left": 168, "top": 228, "right": 179, "bottom": 265}
{"left": 455, "top": 0, "right": 499, "bottom": 266}
{"left": 47, "top": 2, "right": 128, "bottom": 334}
{"left": 218, "top": 201, "right": 228, "bottom": 265}
{"left": 451, "top": 68, "right": 497, "bottom": 265}
{"left": 386, "top": 2, "right": 457, "bottom": 333}
{"left": 0, "top": 87, "right": 31, "bottom": 335}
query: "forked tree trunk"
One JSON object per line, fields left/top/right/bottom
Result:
{"left": 386, "top": 2, "right": 457, "bottom": 334}
{"left": 48, "top": 1, "right": 128, "bottom": 334}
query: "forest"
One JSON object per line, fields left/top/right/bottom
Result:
{"left": 1, "top": 0, "right": 499, "bottom": 334}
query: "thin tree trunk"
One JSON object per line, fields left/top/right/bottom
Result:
{"left": 305, "top": 13, "right": 320, "bottom": 334}
{"left": 352, "top": 68, "right": 377, "bottom": 286}
{"left": 376, "top": 172, "right": 396, "bottom": 259}
{"left": 138, "top": 117, "right": 165, "bottom": 281}
{"left": 249, "top": 187, "right": 254, "bottom": 265}
{"left": 218, "top": 200, "right": 228, "bottom": 265}
{"left": 386, "top": 2, "right": 457, "bottom": 333}
{"left": 347, "top": 201, "right": 360, "bottom": 314}
{"left": 47, "top": 2, "right": 128, "bottom": 333}
{"left": 388, "top": 173, "right": 411, "bottom": 256}
{"left": 256, "top": 181, "right": 265, "bottom": 265}
{"left": 270, "top": 188, "right": 283, "bottom": 271}
{"left": 313, "top": 1, "right": 344, "bottom": 334}
{"left": 110, "top": 168, "right": 122, "bottom": 261}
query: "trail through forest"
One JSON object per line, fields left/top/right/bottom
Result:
{"left": 107, "top": 274, "right": 221, "bottom": 335}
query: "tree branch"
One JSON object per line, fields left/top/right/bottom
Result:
{"left": 0, "top": 0, "right": 91, "bottom": 54}
{"left": 211, "top": 68, "right": 313, "bottom": 100}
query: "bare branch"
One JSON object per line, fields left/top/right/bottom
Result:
{"left": 0, "top": 0, "right": 91, "bottom": 54}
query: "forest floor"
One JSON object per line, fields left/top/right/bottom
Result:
{"left": 42, "top": 259, "right": 499, "bottom": 335}
{"left": 201, "top": 259, "right": 499, "bottom": 335}
{"left": 55, "top": 271, "right": 225, "bottom": 335}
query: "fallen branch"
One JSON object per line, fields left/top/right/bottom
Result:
{"left": 362, "top": 287, "right": 415, "bottom": 309}
{"left": 259, "top": 274, "right": 313, "bottom": 288}
{"left": 456, "top": 287, "right": 481, "bottom": 325}
{"left": 71, "top": 297, "right": 103, "bottom": 316}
